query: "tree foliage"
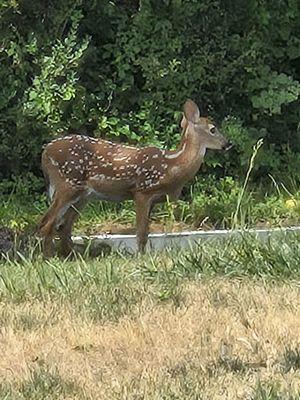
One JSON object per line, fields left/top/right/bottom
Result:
{"left": 0, "top": 0, "right": 300, "bottom": 182}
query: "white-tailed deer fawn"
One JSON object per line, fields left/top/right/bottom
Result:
{"left": 37, "top": 99, "right": 232, "bottom": 257}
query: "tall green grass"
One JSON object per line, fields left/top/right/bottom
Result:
{"left": 1, "top": 233, "right": 300, "bottom": 323}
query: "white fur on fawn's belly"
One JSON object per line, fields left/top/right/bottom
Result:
{"left": 56, "top": 196, "right": 81, "bottom": 229}
{"left": 87, "top": 188, "right": 128, "bottom": 202}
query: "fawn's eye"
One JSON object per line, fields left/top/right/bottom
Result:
{"left": 210, "top": 127, "right": 216, "bottom": 134}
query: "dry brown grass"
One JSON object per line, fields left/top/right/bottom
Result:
{"left": 1, "top": 279, "right": 300, "bottom": 399}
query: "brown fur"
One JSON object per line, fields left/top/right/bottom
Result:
{"left": 37, "top": 99, "right": 231, "bottom": 257}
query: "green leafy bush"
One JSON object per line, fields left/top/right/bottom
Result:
{"left": 0, "top": 0, "right": 300, "bottom": 186}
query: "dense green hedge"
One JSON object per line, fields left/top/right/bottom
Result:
{"left": 1, "top": 0, "right": 300, "bottom": 183}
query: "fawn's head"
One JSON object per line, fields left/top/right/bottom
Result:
{"left": 181, "top": 99, "right": 232, "bottom": 151}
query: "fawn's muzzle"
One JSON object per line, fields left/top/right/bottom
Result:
{"left": 222, "top": 142, "right": 233, "bottom": 151}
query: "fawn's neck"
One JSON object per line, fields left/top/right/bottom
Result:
{"left": 179, "top": 125, "right": 206, "bottom": 163}
{"left": 165, "top": 125, "right": 206, "bottom": 185}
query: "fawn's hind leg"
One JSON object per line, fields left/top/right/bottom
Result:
{"left": 38, "top": 188, "right": 85, "bottom": 258}
{"left": 56, "top": 199, "right": 86, "bottom": 258}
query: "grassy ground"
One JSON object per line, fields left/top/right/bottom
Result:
{"left": 1, "top": 234, "right": 300, "bottom": 399}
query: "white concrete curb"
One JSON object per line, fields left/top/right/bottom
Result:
{"left": 72, "top": 226, "right": 300, "bottom": 252}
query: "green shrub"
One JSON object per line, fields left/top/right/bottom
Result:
{"left": 1, "top": 1, "right": 300, "bottom": 181}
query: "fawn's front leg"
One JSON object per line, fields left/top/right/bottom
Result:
{"left": 134, "top": 193, "right": 153, "bottom": 253}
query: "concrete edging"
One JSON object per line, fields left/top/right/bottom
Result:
{"left": 72, "top": 226, "right": 300, "bottom": 252}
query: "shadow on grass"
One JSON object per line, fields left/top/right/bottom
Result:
{"left": 0, "top": 365, "right": 85, "bottom": 400}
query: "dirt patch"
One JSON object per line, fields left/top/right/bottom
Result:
{"left": 76, "top": 220, "right": 215, "bottom": 236}
{"left": 90, "top": 221, "right": 193, "bottom": 235}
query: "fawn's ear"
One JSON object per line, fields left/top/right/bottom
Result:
{"left": 183, "top": 99, "right": 200, "bottom": 124}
